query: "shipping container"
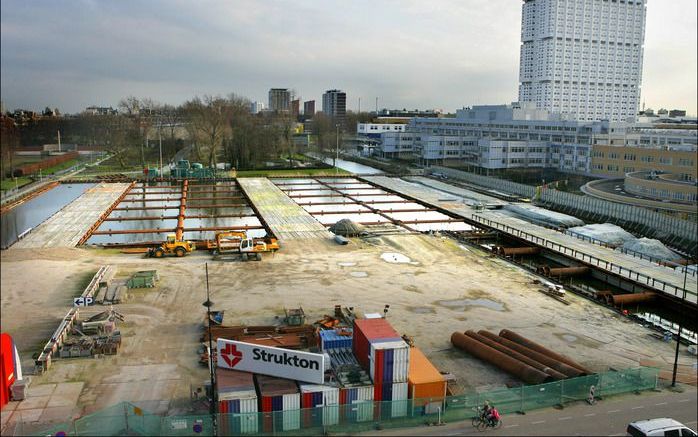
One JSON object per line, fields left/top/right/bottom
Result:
{"left": 373, "top": 382, "right": 409, "bottom": 420}
{"left": 255, "top": 374, "right": 300, "bottom": 432}
{"left": 353, "top": 318, "right": 401, "bottom": 369}
{"left": 319, "top": 329, "right": 353, "bottom": 351}
{"left": 217, "top": 369, "right": 259, "bottom": 435}
{"left": 369, "top": 340, "right": 410, "bottom": 384}
{"left": 407, "top": 347, "right": 446, "bottom": 412}
{"left": 299, "top": 384, "right": 340, "bottom": 427}
{"left": 339, "top": 384, "right": 374, "bottom": 423}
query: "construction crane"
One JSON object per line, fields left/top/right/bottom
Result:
{"left": 210, "top": 230, "right": 280, "bottom": 261}
{"left": 147, "top": 234, "right": 195, "bottom": 258}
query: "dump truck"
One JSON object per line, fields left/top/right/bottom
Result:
{"left": 147, "top": 234, "right": 195, "bottom": 258}
{"left": 210, "top": 230, "right": 280, "bottom": 261}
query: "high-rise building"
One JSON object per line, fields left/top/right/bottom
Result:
{"left": 249, "top": 101, "right": 265, "bottom": 114}
{"left": 291, "top": 99, "right": 300, "bottom": 118}
{"left": 518, "top": 0, "right": 647, "bottom": 122}
{"left": 303, "top": 100, "right": 315, "bottom": 117}
{"left": 268, "top": 88, "right": 291, "bottom": 112}
{"left": 322, "top": 89, "right": 347, "bottom": 125}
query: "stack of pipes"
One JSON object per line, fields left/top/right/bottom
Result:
{"left": 451, "top": 329, "right": 590, "bottom": 384}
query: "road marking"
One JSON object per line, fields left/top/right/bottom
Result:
{"left": 678, "top": 399, "right": 691, "bottom": 403}
{"left": 655, "top": 402, "right": 668, "bottom": 406}
{"left": 505, "top": 424, "right": 520, "bottom": 428}
{"left": 558, "top": 416, "right": 572, "bottom": 421}
{"left": 607, "top": 409, "right": 621, "bottom": 414}
{"left": 584, "top": 413, "right": 596, "bottom": 417}
{"left": 531, "top": 420, "right": 546, "bottom": 425}
{"left": 631, "top": 406, "right": 644, "bottom": 410}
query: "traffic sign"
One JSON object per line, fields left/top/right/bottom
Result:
{"left": 73, "top": 297, "right": 94, "bottom": 306}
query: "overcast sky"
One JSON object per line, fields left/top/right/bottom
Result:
{"left": 1, "top": 0, "right": 696, "bottom": 115}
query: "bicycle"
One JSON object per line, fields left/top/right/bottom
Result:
{"left": 472, "top": 407, "right": 503, "bottom": 431}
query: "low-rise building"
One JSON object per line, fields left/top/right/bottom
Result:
{"left": 378, "top": 103, "right": 696, "bottom": 179}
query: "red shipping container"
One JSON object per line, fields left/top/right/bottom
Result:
{"left": 1, "top": 333, "right": 17, "bottom": 410}
{"left": 352, "top": 318, "right": 401, "bottom": 369}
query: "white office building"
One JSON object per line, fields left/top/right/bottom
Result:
{"left": 518, "top": 0, "right": 647, "bottom": 122}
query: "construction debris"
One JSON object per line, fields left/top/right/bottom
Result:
{"left": 126, "top": 270, "right": 159, "bottom": 288}
{"left": 329, "top": 219, "right": 366, "bottom": 237}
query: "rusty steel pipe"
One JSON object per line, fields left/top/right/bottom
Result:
{"left": 609, "top": 292, "right": 657, "bottom": 306}
{"left": 478, "top": 330, "right": 584, "bottom": 377}
{"left": 498, "top": 246, "right": 541, "bottom": 256}
{"left": 450, "top": 332, "right": 553, "bottom": 384}
{"left": 499, "top": 329, "right": 591, "bottom": 374}
{"left": 545, "top": 266, "right": 590, "bottom": 277}
{"left": 465, "top": 331, "right": 567, "bottom": 380}
{"left": 176, "top": 179, "right": 188, "bottom": 241}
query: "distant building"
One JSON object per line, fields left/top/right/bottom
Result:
{"left": 376, "top": 103, "right": 697, "bottom": 180}
{"left": 84, "top": 106, "right": 118, "bottom": 116}
{"left": 268, "top": 88, "right": 291, "bottom": 112}
{"left": 375, "top": 109, "right": 442, "bottom": 118}
{"left": 322, "top": 89, "right": 346, "bottom": 125}
{"left": 518, "top": 0, "right": 647, "bottom": 122}
{"left": 669, "top": 109, "right": 687, "bottom": 118}
{"left": 250, "top": 101, "right": 265, "bottom": 114}
{"left": 303, "top": 100, "right": 315, "bottom": 117}
{"left": 357, "top": 120, "right": 408, "bottom": 139}
{"left": 291, "top": 99, "right": 300, "bottom": 118}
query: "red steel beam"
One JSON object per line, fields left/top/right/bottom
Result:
{"left": 186, "top": 203, "right": 249, "bottom": 208}
{"left": 104, "top": 212, "right": 257, "bottom": 221}
{"left": 296, "top": 200, "right": 414, "bottom": 206}
{"left": 288, "top": 192, "right": 391, "bottom": 198}
{"left": 114, "top": 206, "right": 180, "bottom": 210}
{"left": 176, "top": 180, "right": 188, "bottom": 240}
{"left": 309, "top": 208, "right": 434, "bottom": 215}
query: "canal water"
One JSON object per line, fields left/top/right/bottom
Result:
{"left": 1, "top": 183, "right": 95, "bottom": 249}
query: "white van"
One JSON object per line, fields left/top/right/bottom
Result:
{"left": 627, "top": 418, "right": 697, "bottom": 437}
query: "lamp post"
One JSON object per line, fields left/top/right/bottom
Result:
{"left": 203, "top": 263, "right": 217, "bottom": 434}
{"left": 671, "top": 265, "right": 690, "bottom": 387}
{"left": 334, "top": 124, "right": 340, "bottom": 170}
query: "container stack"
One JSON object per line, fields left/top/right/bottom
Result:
{"left": 320, "top": 329, "right": 353, "bottom": 351}
{"left": 217, "top": 368, "right": 258, "bottom": 435}
{"left": 407, "top": 347, "right": 446, "bottom": 414}
{"left": 353, "top": 318, "right": 410, "bottom": 418}
{"left": 255, "top": 374, "right": 301, "bottom": 432}
{"left": 299, "top": 383, "right": 340, "bottom": 427}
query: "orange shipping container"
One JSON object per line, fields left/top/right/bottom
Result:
{"left": 407, "top": 347, "right": 446, "bottom": 407}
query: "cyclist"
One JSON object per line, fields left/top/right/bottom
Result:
{"left": 488, "top": 406, "right": 501, "bottom": 426}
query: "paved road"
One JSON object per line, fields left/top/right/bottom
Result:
{"left": 377, "top": 387, "right": 697, "bottom": 436}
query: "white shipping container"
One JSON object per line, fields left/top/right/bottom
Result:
{"left": 369, "top": 340, "right": 410, "bottom": 383}
{"left": 282, "top": 393, "right": 301, "bottom": 431}
{"left": 356, "top": 385, "right": 374, "bottom": 401}
{"left": 237, "top": 413, "right": 259, "bottom": 435}
{"left": 218, "top": 389, "right": 258, "bottom": 406}
{"left": 323, "top": 404, "right": 340, "bottom": 426}
{"left": 391, "top": 382, "right": 408, "bottom": 418}
{"left": 352, "top": 400, "right": 374, "bottom": 422}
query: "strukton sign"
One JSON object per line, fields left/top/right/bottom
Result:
{"left": 217, "top": 339, "right": 325, "bottom": 384}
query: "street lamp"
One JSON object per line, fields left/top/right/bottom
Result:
{"left": 335, "top": 124, "right": 340, "bottom": 171}
{"left": 203, "top": 263, "right": 217, "bottom": 434}
{"left": 671, "top": 264, "right": 691, "bottom": 387}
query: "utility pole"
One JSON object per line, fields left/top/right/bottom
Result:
{"left": 203, "top": 263, "right": 217, "bottom": 435}
{"left": 158, "top": 124, "right": 163, "bottom": 179}
{"left": 671, "top": 265, "right": 690, "bottom": 387}
{"left": 142, "top": 134, "right": 147, "bottom": 169}
{"left": 358, "top": 97, "right": 361, "bottom": 114}
{"left": 334, "top": 124, "right": 339, "bottom": 170}
{"left": 57, "top": 130, "right": 61, "bottom": 152}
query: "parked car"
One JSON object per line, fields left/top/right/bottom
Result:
{"left": 627, "top": 418, "right": 697, "bottom": 436}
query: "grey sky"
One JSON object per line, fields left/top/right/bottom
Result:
{"left": 1, "top": 0, "right": 696, "bottom": 115}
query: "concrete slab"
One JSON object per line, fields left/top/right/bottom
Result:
{"left": 27, "top": 383, "right": 56, "bottom": 397}
{"left": 39, "top": 406, "right": 76, "bottom": 423}
{"left": 14, "top": 182, "right": 132, "bottom": 248}
{"left": 14, "top": 408, "right": 43, "bottom": 423}
{"left": 16, "top": 395, "right": 50, "bottom": 410}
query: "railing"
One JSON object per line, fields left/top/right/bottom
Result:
{"left": 469, "top": 214, "right": 697, "bottom": 304}
{"left": 27, "top": 367, "right": 659, "bottom": 436}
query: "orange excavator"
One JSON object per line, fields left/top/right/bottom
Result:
{"left": 210, "top": 230, "right": 280, "bottom": 261}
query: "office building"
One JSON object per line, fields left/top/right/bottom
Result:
{"left": 322, "top": 89, "right": 347, "bottom": 125}
{"left": 249, "top": 101, "right": 265, "bottom": 114}
{"left": 268, "top": 88, "right": 291, "bottom": 112}
{"left": 303, "top": 100, "right": 315, "bottom": 117}
{"left": 378, "top": 103, "right": 696, "bottom": 180}
{"left": 291, "top": 99, "right": 300, "bottom": 118}
{"left": 518, "top": 0, "right": 647, "bottom": 122}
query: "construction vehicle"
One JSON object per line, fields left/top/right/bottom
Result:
{"left": 147, "top": 234, "right": 195, "bottom": 258}
{"left": 210, "top": 230, "right": 280, "bottom": 261}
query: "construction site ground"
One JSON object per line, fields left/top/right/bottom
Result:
{"left": 1, "top": 233, "right": 695, "bottom": 428}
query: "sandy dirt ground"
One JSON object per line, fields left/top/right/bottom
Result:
{"left": 1, "top": 233, "right": 695, "bottom": 425}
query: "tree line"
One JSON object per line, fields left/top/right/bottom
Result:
{"left": 1, "top": 93, "right": 375, "bottom": 179}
